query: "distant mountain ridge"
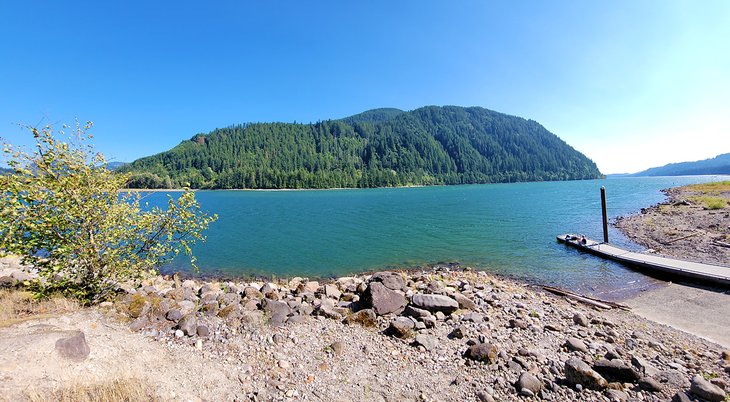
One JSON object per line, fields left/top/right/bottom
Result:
{"left": 632, "top": 153, "right": 730, "bottom": 176}
{"left": 120, "top": 105, "right": 603, "bottom": 189}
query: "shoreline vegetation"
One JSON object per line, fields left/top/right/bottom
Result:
{"left": 1, "top": 183, "right": 729, "bottom": 401}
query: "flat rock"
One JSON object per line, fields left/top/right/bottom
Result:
{"left": 324, "top": 284, "right": 341, "bottom": 300}
{"left": 639, "top": 376, "right": 663, "bottom": 392}
{"left": 344, "top": 309, "right": 377, "bottom": 327}
{"left": 565, "top": 337, "right": 588, "bottom": 353}
{"left": 369, "top": 271, "right": 404, "bottom": 291}
{"left": 564, "top": 358, "right": 608, "bottom": 390}
{"left": 55, "top": 331, "right": 90, "bottom": 361}
{"left": 414, "top": 334, "right": 438, "bottom": 351}
{"left": 464, "top": 343, "right": 498, "bottom": 363}
{"left": 411, "top": 294, "right": 459, "bottom": 314}
{"left": 362, "top": 282, "right": 407, "bottom": 316}
{"left": 690, "top": 374, "right": 726, "bottom": 402}
{"left": 451, "top": 293, "right": 477, "bottom": 310}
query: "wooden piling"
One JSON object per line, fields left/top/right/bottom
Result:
{"left": 601, "top": 187, "right": 608, "bottom": 243}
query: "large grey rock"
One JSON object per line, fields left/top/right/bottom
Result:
{"left": 388, "top": 317, "right": 414, "bottom": 338}
{"left": 369, "top": 271, "right": 404, "bottom": 291}
{"left": 672, "top": 392, "right": 693, "bottom": 402}
{"left": 690, "top": 375, "right": 726, "bottom": 402}
{"left": 324, "top": 284, "right": 341, "bottom": 300}
{"left": 262, "top": 298, "right": 291, "bottom": 326}
{"left": 411, "top": 294, "right": 459, "bottom": 314}
{"left": 564, "top": 358, "right": 608, "bottom": 390}
{"left": 631, "top": 355, "right": 660, "bottom": 378}
{"left": 516, "top": 372, "right": 542, "bottom": 394}
{"left": 573, "top": 312, "right": 589, "bottom": 327}
{"left": 565, "top": 337, "right": 588, "bottom": 353}
{"left": 451, "top": 293, "right": 477, "bottom": 310}
{"left": 243, "top": 286, "right": 263, "bottom": 299}
{"left": 639, "top": 376, "right": 663, "bottom": 392}
{"left": 414, "top": 334, "right": 438, "bottom": 351}
{"left": 605, "top": 389, "right": 628, "bottom": 402}
{"left": 178, "top": 314, "right": 197, "bottom": 336}
{"left": 402, "top": 305, "right": 432, "bottom": 319}
{"left": 593, "top": 359, "right": 640, "bottom": 383}
{"left": 55, "top": 331, "right": 90, "bottom": 361}
{"left": 464, "top": 343, "right": 498, "bottom": 363}
{"left": 362, "top": 282, "right": 407, "bottom": 315}
{"left": 166, "top": 309, "right": 183, "bottom": 322}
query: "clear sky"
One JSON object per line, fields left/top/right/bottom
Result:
{"left": 1, "top": 1, "right": 728, "bottom": 174}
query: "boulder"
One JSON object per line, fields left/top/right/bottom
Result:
{"left": 451, "top": 293, "right": 477, "bottom": 310}
{"left": 631, "top": 356, "right": 660, "bottom": 378}
{"left": 178, "top": 314, "right": 197, "bottom": 336}
{"left": 638, "top": 376, "right": 663, "bottom": 392}
{"left": 196, "top": 325, "right": 210, "bottom": 337}
{"left": 411, "top": 294, "right": 459, "bottom": 314}
{"left": 166, "top": 309, "right": 183, "bottom": 322}
{"left": 243, "top": 286, "right": 263, "bottom": 299}
{"left": 362, "top": 282, "right": 407, "bottom": 315}
{"left": 564, "top": 358, "right": 608, "bottom": 390}
{"left": 55, "top": 331, "right": 90, "bottom": 361}
{"left": 573, "top": 312, "right": 589, "bottom": 327}
{"left": 605, "top": 389, "right": 628, "bottom": 402}
{"left": 402, "top": 305, "right": 432, "bottom": 319}
{"left": 516, "top": 372, "right": 542, "bottom": 394}
{"left": 324, "top": 284, "right": 342, "bottom": 300}
{"left": 690, "top": 375, "right": 726, "bottom": 402}
{"left": 593, "top": 359, "right": 640, "bottom": 383}
{"left": 262, "top": 298, "right": 291, "bottom": 326}
{"left": 344, "top": 309, "right": 377, "bottom": 327}
{"left": 414, "top": 334, "right": 438, "bottom": 351}
{"left": 565, "top": 337, "right": 588, "bottom": 353}
{"left": 388, "top": 317, "right": 414, "bottom": 338}
{"left": 302, "top": 281, "right": 320, "bottom": 294}
{"left": 464, "top": 343, "right": 498, "bottom": 363}
{"left": 370, "top": 271, "right": 404, "bottom": 291}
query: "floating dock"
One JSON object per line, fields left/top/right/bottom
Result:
{"left": 557, "top": 234, "right": 730, "bottom": 287}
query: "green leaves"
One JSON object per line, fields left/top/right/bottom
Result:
{"left": 0, "top": 122, "right": 217, "bottom": 304}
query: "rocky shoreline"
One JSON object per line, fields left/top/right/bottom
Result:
{"left": 3, "top": 257, "right": 730, "bottom": 401}
{"left": 615, "top": 185, "right": 730, "bottom": 267}
{"left": 2, "top": 181, "right": 730, "bottom": 401}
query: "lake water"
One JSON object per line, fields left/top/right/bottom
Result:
{"left": 145, "top": 176, "right": 727, "bottom": 300}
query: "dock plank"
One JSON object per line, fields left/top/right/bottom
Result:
{"left": 557, "top": 234, "right": 730, "bottom": 286}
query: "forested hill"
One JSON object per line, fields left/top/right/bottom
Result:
{"left": 632, "top": 153, "right": 730, "bottom": 176}
{"left": 120, "top": 106, "right": 603, "bottom": 189}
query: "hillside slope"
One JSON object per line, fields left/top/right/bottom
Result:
{"left": 120, "top": 106, "right": 602, "bottom": 189}
{"left": 633, "top": 153, "right": 730, "bottom": 176}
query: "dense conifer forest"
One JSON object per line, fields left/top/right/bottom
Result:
{"left": 120, "top": 106, "right": 603, "bottom": 189}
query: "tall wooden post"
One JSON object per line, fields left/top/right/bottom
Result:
{"left": 601, "top": 187, "right": 609, "bottom": 243}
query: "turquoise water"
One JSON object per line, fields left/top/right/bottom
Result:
{"left": 146, "top": 176, "right": 727, "bottom": 299}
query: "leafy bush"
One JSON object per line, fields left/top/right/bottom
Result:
{"left": 0, "top": 122, "right": 217, "bottom": 304}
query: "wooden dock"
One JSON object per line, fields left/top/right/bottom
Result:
{"left": 557, "top": 234, "right": 730, "bottom": 287}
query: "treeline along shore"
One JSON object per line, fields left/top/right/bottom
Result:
{"left": 119, "top": 106, "right": 603, "bottom": 190}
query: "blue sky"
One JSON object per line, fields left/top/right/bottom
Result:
{"left": 1, "top": 1, "right": 728, "bottom": 174}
